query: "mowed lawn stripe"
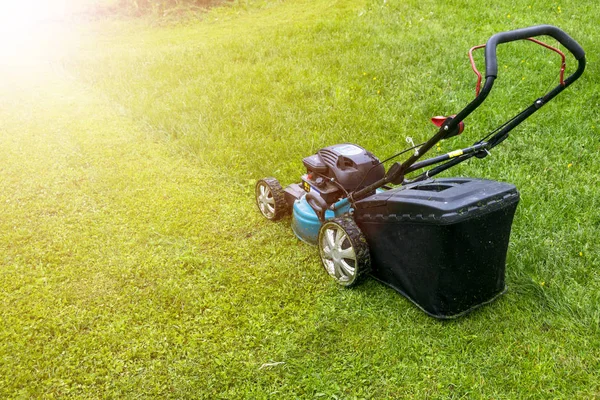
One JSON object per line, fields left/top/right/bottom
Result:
{"left": 0, "top": 63, "right": 314, "bottom": 397}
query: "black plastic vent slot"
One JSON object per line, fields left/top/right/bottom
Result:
{"left": 411, "top": 184, "right": 454, "bottom": 192}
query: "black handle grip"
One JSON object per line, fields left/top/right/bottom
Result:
{"left": 485, "top": 25, "right": 585, "bottom": 78}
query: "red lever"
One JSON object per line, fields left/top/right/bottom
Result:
{"left": 431, "top": 116, "right": 448, "bottom": 127}
{"left": 431, "top": 115, "right": 464, "bottom": 138}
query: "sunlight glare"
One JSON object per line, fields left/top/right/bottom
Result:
{"left": 0, "top": 1, "right": 70, "bottom": 65}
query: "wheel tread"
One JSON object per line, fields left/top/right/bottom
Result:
{"left": 318, "top": 216, "right": 371, "bottom": 287}
{"left": 255, "top": 177, "right": 288, "bottom": 221}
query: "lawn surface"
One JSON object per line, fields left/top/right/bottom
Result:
{"left": 1, "top": 0, "right": 599, "bottom": 398}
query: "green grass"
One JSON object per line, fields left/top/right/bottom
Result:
{"left": 1, "top": 0, "right": 599, "bottom": 398}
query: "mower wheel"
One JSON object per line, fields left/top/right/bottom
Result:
{"left": 255, "top": 177, "right": 288, "bottom": 221}
{"left": 318, "top": 217, "right": 371, "bottom": 287}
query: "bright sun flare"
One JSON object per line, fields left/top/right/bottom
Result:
{"left": 0, "top": 1, "right": 70, "bottom": 63}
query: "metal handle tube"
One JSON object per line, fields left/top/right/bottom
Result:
{"left": 404, "top": 142, "right": 489, "bottom": 174}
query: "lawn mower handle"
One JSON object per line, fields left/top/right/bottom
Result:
{"left": 351, "top": 25, "right": 586, "bottom": 202}
{"left": 448, "top": 24, "right": 586, "bottom": 142}
{"left": 484, "top": 25, "right": 585, "bottom": 78}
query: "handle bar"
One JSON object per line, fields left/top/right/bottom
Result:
{"left": 352, "top": 25, "right": 586, "bottom": 198}
{"left": 484, "top": 25, "right": 585, "bottom": 78}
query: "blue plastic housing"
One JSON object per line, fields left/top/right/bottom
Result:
{"left": 291, "top": 196, "right": 351, "bottom": 245}
{"left": 291, "top": 190, "right": 383, "bottom": 245}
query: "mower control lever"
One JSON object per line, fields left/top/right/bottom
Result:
{"left": 431, "top": 115, "right": 464, "bottom": 139}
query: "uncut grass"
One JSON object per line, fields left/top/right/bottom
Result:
{"left": 1, "top": 0, "right": 599, "bottom": 398}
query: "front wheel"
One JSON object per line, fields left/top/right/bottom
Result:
{"left": 255, "top": 178, "right": 288, "bottom": 221}
{"left": 318, "top": 217, "right": 371, "bottom": 287}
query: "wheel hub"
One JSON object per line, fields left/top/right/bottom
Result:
{"left": 331, "top": 247, "right": 341, "bottom": 263}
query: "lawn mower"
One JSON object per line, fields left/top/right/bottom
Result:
{"left": 255, "top": 25, "right": 585, "bottom": 318}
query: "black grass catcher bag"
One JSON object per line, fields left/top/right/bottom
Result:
{"left": 354, "top": 178, "right": 520, "bottom": 318}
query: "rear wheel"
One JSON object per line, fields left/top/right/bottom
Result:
{"left": 255, "top": 178, "right": 288, "bottom": 221}
{"left": 318, "top": 217, "right": 371, "bottom": 287}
